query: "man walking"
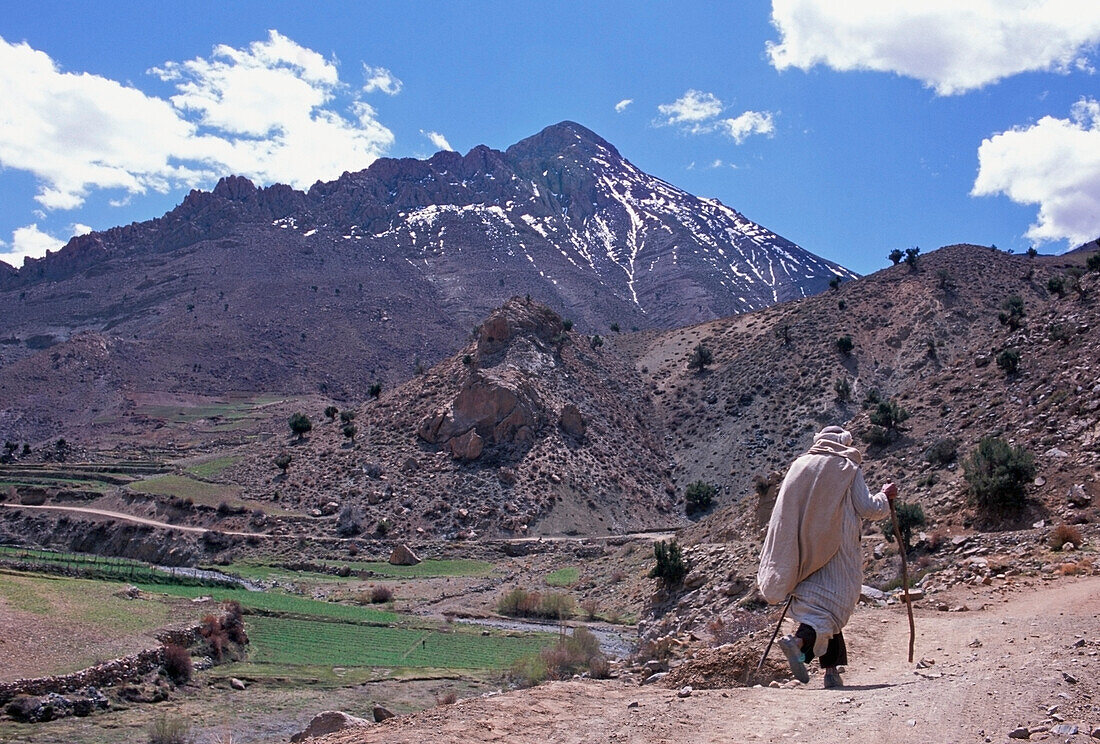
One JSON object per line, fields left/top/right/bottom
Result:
{"left": 757, "top": 425, "right": 896, "bottom": 688}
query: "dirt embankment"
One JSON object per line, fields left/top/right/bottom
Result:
{"left": 316, "top": 576, "right": 1100, "bottom": 744}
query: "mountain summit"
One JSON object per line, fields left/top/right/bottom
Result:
{"left": 1, "top": 122, "right": 854, "bottom": 442}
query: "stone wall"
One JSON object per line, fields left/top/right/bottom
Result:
{"left": 0, "top": 648, "right": 164, "bottom": 704}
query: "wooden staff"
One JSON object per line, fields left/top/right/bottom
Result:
{"left": 757, "top": 595, "right": 793, "bottom": 672}
{"left": 888, "top": 497, "right": 916, "bottom": 663}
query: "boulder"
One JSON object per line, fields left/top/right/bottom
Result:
{"left": 418, "top": 372, "right": 543, "bottom": 458}
{"left": 372, "top": 705, "right": 396, "bottom": 722}
{"left": 389, "top": 544, "right": 421, "bottom": 566}
{"left": 1068, "top": 484, "right": 1091, "bottom": 507}
{"left": 448, "top": 429, "right": 484, "bottom": 461}
{"left": 291, "top": 711, "right": 373, "bottom": 742}
{"left": 559, "top": 403, "right": 585, "bottom": 439}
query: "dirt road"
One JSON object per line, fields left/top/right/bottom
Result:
{"left": 319, "top": 576, "right": 1100, "bottom": 744}
{"left": 0, "top": 502, "right": 263, "bottom": 537}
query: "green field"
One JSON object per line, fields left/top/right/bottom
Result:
{"left": 314, "top": 558, "right": 496, "bottom": 579}
{"left": 126, "top": 474, "right": 240, "bottom": 504}
{"left": 134, "top": 583, "right": 400, "bottom": 624}
{"left": 545, "top": 566, "right": 580, "bottom": 587}
{"left": 185, "top": 455, "right": 242, "bottom": 479}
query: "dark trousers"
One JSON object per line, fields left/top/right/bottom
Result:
{"left": 795, "top": 623, "right": 847, "bottom": 668}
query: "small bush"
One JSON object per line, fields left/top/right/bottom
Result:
{"left": 539, "top": 592, "right": 575, "bottom": 620}
{"left": 998, "top": 295, "right": 1025, "bottom": 329}
{"left": 509, "top": 654, "right": 548, "bottom": 688}
{"left": 499, "top": 588, "right": 573, "bottom": 619}
{"left": 869, "top": 399, "right": 909, "bottom": 430}
{"left": 324, "top": 405, "right": 339, "bottom": 420}
{"left": 288, "top": 412, "right": 312, "bottom": 440}
{"left": 1047, "top": 276, "right": 1066, "bottom": 297}
{"left": 148, "top": 715, "right": 194, "bottom": 744}
{"left": 538, "top": 627, "right": 607, "bottom": 680}
{"left": 273, "top": 453, "right": 292, "bottom": 473}
{"left": 904, "top": 246, "right": 920, "bottom": 270}
{"left": 1088, "top": 253, "right": 1100, "bottom": 272}
{"left": 963, "top": 436, "right": 1036, "bottom": 513}
{"left": 996, "top": 348, "right": 1020, "bottom": 375}
{"left": 1050, "top": 524, "right": 1083, "bottom": 551}
{"left": 436, "top": 690, "right": 458, "bottom": 706}
{"left": 368, "top": 382, "right": 383, "bottom": 398}
{"left": 162, "top": 644, "right": 192, "bottom": 685}
{"left": 924, "top": 437, "right": 958, "bottom": 466}
{"left": 649, "top": 540, "right": 688, "bottom": 586}
{"left": 370, "top": 585, "right": 393, "bottom": 603}
{"left": 835, "top": 335, "right": 854, "bottom": 356}
{"left": 888, "top": 248, "right": 903, "bottom": 265}
{"left": 882, "top": 502, "right": 925, "bottom": 550}
{"left": 562, "top": 319, "right": 574, "bottom": 331}
{"left": 339, "top": 410, "right": 356, "bottom": 423}
{"left": 580, "top": 598, "right": 599, "bottom": 620}
{"left": 684, "top": 480, "right": 716, "bottom": 515}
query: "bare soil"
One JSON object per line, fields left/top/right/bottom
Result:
{"left": 318, "top": 575, "right": 1100, "bottom": 744}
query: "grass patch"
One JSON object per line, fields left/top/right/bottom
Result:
{"left": 126, "top": 474, "right": 240, "bottom": 504}
{"left": 313, "top": 558, "right": 495, "bottom": 578}
{"left": 134, "top": 583, "right": 400, "bottom": 624}
{"left": 545, "top": 566, "right": 580, "bottom": 587}
{"left": 209, "top": 562, "right": 347, "bottom": 584}
{"left": 245, "top": 615, "right": 554, "bottom": 670}
{"left": 185, "top": 455, "right": 241, "bottom": 480}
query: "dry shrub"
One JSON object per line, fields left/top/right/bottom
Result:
{"left": 201, "top": 614, "right": 227, "bottom": 662}
{"left": 1050, "top": 524, "right": 1083, "bottom": 551}
{"left": 608, "top": 570, "right": 626, "bottom": 584}
{"left": 539, "top": 627, "right": 607, "bottom": 680}
{"left": 435, "top": 690, "right": 458, "bottom": 706}
{"left": 222, "top": 601, "right": 247, "bottom": 645}
{"left": 581, "top": 598, "right": 599, "bottom": 620}
{"left": 147, "top": 714, "right": 194, "bottom": 744}
{"left": 162, "top": 644, "right": 192, "bottom": 685}
{"left": 370, "top": 585, "right": 393, "bottom": 604}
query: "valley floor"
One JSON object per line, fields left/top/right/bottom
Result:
{"left": 319, "top": 575, "right": 1100, "bottom": 744}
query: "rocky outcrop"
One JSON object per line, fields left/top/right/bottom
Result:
{"left": 291, "top": 710, "right": 373, "bottom": 742}
{"left": 418, "top": 372, "right": 544, "bottom": 460}
{"left": 559, "top": 403, "right": 585, "bottom": 440}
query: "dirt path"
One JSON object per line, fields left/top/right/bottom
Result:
{"left": 0, "top": 503, "right": 263, "bottom": 537}
{"left": 319, "top": 576, "right": 1100, "bottom": 744}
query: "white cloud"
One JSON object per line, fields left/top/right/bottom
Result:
{"left": 972, "top": 98, "right": 1100, "bottom": 246}
{"left": 421, "top": 130, "right": 453, "bottom": 151}
{"left": 0, "top": 30, "right": 396, "bottom": 250}
{"left": 72, "top": 223, "right": 93, "bottom": 236}
{"left": 709, "top": 159, "right": 724, "bottom": 169}
{"left": 362, "top": 65, "right": 403, "bottom": 95}
{"left": 615, "top": 98, "right": 634, "bottom": 113}
{"left": 657, "top": 90, "right": 724, "bottom": 127}
{"left": 767, "top": 0, "right": 1100, "bottom": 95}
{"left": 0, "top": 224, "right": 65, "bottom": 268}
{"left": 718, "top": 111, "right": 776, "bottom": 144}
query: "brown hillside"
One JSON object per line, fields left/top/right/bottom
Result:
{"left": 630, "top": 244, "right": 1098, "bottom": 536}
{"left": 223, "top": 298, "right": 678, "bottom": 539}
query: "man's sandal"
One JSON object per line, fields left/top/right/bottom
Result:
{"left": 778, "top": 635, "right": 809, "bottom": 683}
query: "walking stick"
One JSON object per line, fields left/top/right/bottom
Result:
{"left": 888, "top": 498, "right": 916, "bottom": 663}
{"left": 756, "top": 595, "right": 793, "bottom": 672}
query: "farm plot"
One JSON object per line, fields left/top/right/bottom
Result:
{"left": 245, "top": 615, "right": 554, "bottom": 670}
{"left": 134, "top": 583, "right": 399, "bottom": 624}
{"left": 315, "top": 558, "right": 496, "bottom": 579}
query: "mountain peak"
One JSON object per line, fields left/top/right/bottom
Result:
{"left": 505, "top": 120, "right": 620, "bottom": 163}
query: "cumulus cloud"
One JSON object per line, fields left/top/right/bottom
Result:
{"left": 767, "top": 0, "right": 1100, "bottom": 95}
{"left": 0, "top": 224, "right": 66, "bottom": 268}
{"left": 657, "top": 90, "right": 724, "bottom": 128}
{"left": 718, "top": 111, "right": 776, "bottom": 144}
{"left": 614, "top": 98, "right": 634, "bottom": 113}
{"left": 421, "top": 130, "right": 453, "bottom": 151}
{"left": 972, "top": 98, "right": 1100, "bottom": 246}
{"left": 657, "top": 90, "right": 776, "bottom": 143}
{"left": 0, "top": 30, "right": 397, "bottom": 225}
{"left": 362, "top": 64, "right": 403, "bottom": 95}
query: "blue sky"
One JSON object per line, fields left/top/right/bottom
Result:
{"left": 3, "top": 1, "right": 1100, "bottom": 276}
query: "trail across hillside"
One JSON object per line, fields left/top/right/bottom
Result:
{"left": 0, "top": 503, "right": 263, "bottom": 537}
{"left": 319, "top": 576, "right": 1100, "bottom": 744}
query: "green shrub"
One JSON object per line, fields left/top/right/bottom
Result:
{"left": 1047, "top": 276, "right": 1066, "bottom": 297}
{"left": 888, "top": 248, "right": 903, "bottom": 265}
{"left": 562, "top": 319, "right": 574, "bottom": 331}
{"left": 324, "top": 405, "right": 339, "bottom": 420}
{"left": 904, "top": 247, "right": 920, "bottom": 269}
{"left": 996, "top": 348, "right": 1020, "bottom": 375}
{"left": 341, "top": 423, "right": 357, "bottom": 440}
{"left": 998, "top": 295, "right": 1025, "bottom": 329}
{"left": 835, "top": 335, "right": 854, "bottom": 356}
{"left": 368, "top": 382, "right": 382, "bottom": 398}
{"left": 834, "top": 377, "right": 852, "bottom": 402}
{"left": 883, "top": 502, "right": 925, "bottom": 550}
{"left": 1088, "top": 253, "right": 1100, "bottom": 272}
{"left": 684, "top": 480, "right": 716, "bottom": 516}
{"left": 288, "top": 412, "right": 312, "bottom": 440}
{"left": 963, "top": 436, "right": 1036, "bottom": 513}
{"left": 649, "top": 540, "right": 688, "bottom": 586}
{"left": 869, "top": 399, "right": 909, "bottom": 430}
{"left": 924, "top": 437, "right": 957, "bottom": 466}
{"left": 829, "top": 276, "right": 842, "bottom": 290}
{"left": 864, "top": 426, "right": 894, "bottom": 447}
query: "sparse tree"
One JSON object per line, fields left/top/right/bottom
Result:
{"left": 649, "top": 540, "right": 688, "bottom": 586}
{"left": 998, "top": 295, "right": 1026, "bottom": 329}
{"left": 324, "top": 405, "right": 339, "bottom": 420}
{"left": 610, "top": 323, "right": 620, "bottom": 333}
{"left": 870, "top": 399, "right": 909, "bottom": 430}
{"left": 288, "top": 413, "right": 312, "bottom": 441}
{"left": 368, "top": 382, "right": 382, "bottom": 399}
{"left": 829, "top": 275, "right": 843, "bottom": 291}
{"left": 1047, "top": 276, "right": 1066, "bottom": 297}
{"left": 342, "top": 423, "right": 357, "bottom": 441}
{"left": 936, "top": 269, "right": 955, "bottom": 292}
{"left": 835, "top": 335, "right": 854, "bottom": 356}
{"left": 590, "top": 334, "right": 604, "bottom": 349}
{"left": 1026, "top": 246, "right": 1038, "bottom": 258}
{"left": 339, "top": 409, "right": 356, "bottom": 424}
{"left": 775, "top": 324, "right": 791, "bottom": 346}
{"left": 904, "top": 247, "right": 920, "bottom": 270}
{"left": 883, "top": 502, "right": 925, "bottom": 551}
{"left": 562, "top": 319, "right": 574, "bottom": 331}
{"left": 834, "top": 377, "right": 852, "bottom": 402}
{"left": 888, "top": 248, "right": 904, "bottom": 265}
{"left": 1088, "top": 253, "right": 1100, "bottom": 272}
{"left": 996, "top": 348, "right": 1020, "bottom": 375}
{"left": 687, "top": 343, "right": 713, "bottom": 372}
{"left": 684, "top": 480, "right": 716, "bottom": 516}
